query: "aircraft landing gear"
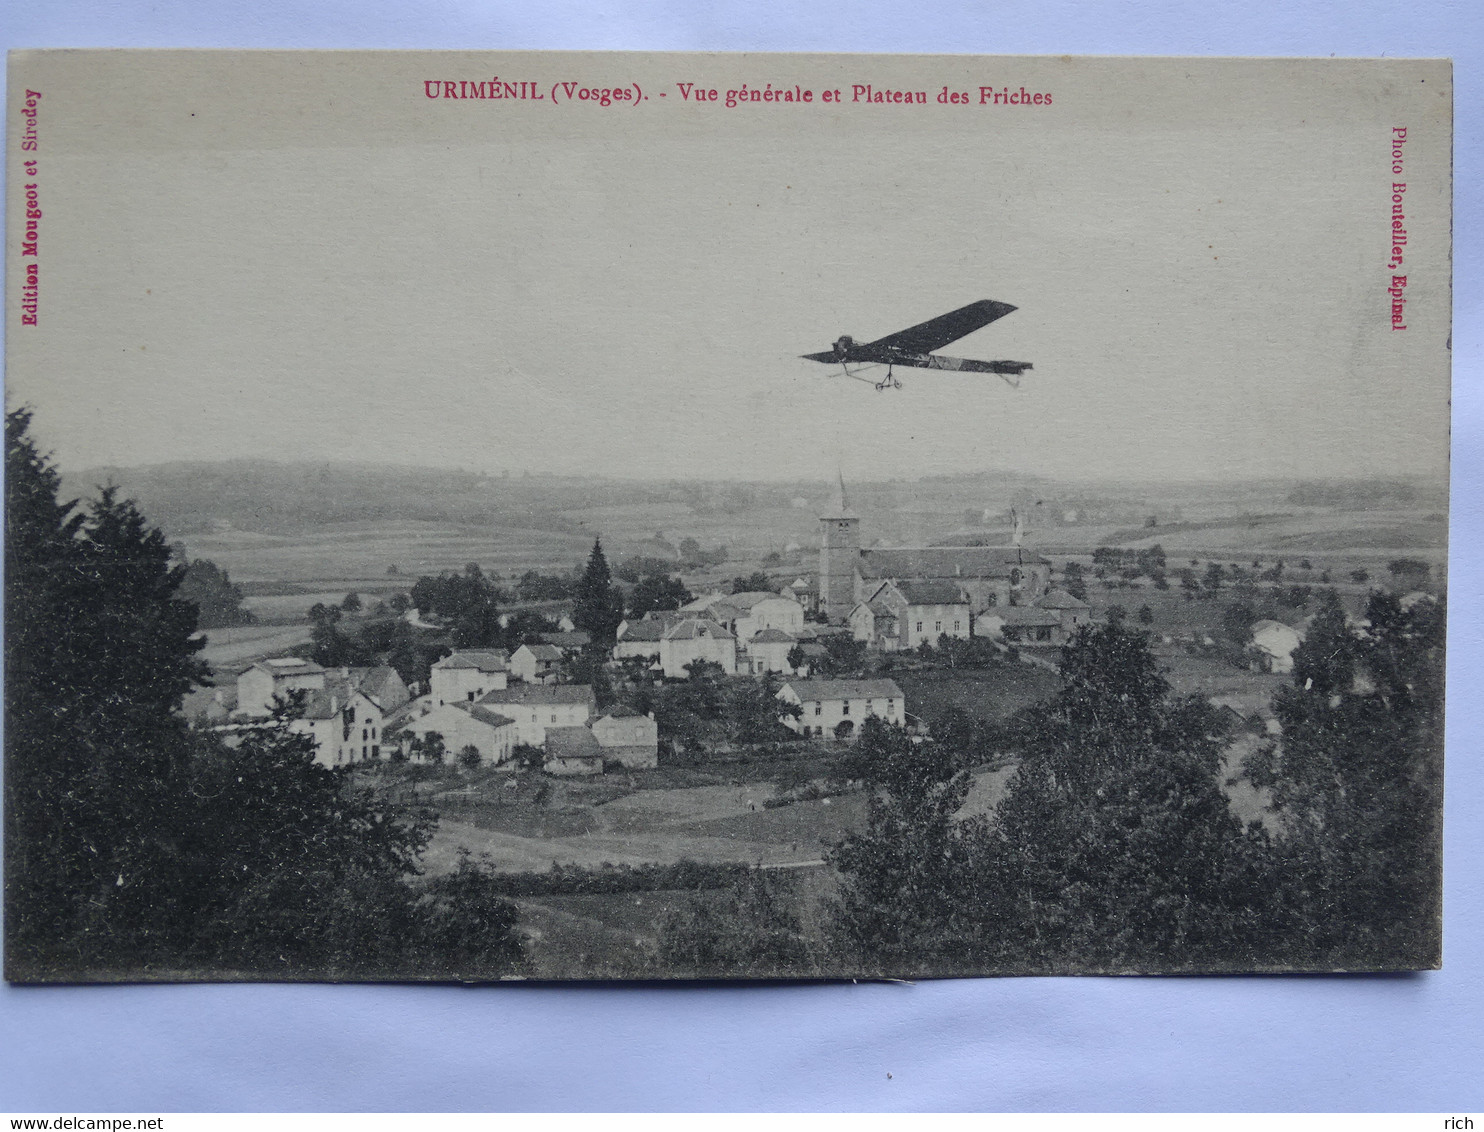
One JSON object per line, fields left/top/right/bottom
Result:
{"left": 874, "top": 365, "right": 902, "bottom": 391}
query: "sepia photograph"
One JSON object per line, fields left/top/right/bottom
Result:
{"left": 4, "top": 50, "right": 1452, "bottom": 984}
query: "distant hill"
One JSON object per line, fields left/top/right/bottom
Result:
{"left": 59, "top": 460, "right": 661, "bottom": 537}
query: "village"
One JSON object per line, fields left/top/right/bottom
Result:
{"left": 192, "top": 471, "right": 1437, "bottom": 920}
{"left": 217, "top": 479, "right": 1112, "bottom": 775}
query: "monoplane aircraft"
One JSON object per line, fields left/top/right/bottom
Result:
{"left": 802, "top": 299, "right": 1032, "bottom": 390}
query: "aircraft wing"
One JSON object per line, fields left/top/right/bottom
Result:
{"left": 863, "top": 299, "right": 1017, "bottom": 354}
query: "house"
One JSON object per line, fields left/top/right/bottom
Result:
{"left": 818, "top": 476, "right": 1051, "bottom": 624}
{"left": 591, "top": 707, "right": 659, "bottom": 768}
{"left": 398, "top": 700, "right": 518, "bottom": 766}
{"left": 613, "top": 617, "right": 670, "bottom": 662}
{"left": 252, "top": 665, "right": 412, "bottom": 768}
{"left": 848, "top": 597, "right": 899, "bottom": 652}
{"left": 776, "top": 677, "right": 905, "bottom": 741}
{"left": 683, "top": 591, "right": 804, "bottom": 641}
{"left": 510, "top": 642, "right": 565, "bottom": 683}
{"left": 723, "top": 592, "right": 806, "bottom": 640}
{"left": 476, "top": 683, "right": 597, "bottom": 746}
{"left": 979, "top": 605, "right": 1063, "bottom": 645}
{"left": 1247, "top": 620, "right": 1304, "bottom": 674}
{"left": 429, "top": 649, "right": 509, "bottom": 706}
{"left": 786, "top": 577, "right": 819, "bottom": 615}
{"left": 236, "top": 657, "right": 326, "bottom": 715}
{"left": 744, "top": 627, "right": 802, "bottom": 675}
{"left": 659, "top": 618, "right": 737, "bottom": 678}
{"left": 544, "top": 726, "right": 606, "bottom": 776}
{"left": 851, "top": 578, "right": 971, "bottom": 651}
{"left": 1034, "top": 589, "right": 1092, "bottom": 637}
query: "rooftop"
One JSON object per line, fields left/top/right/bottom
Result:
{"left": 663, "top": 618, "right": 735, "bottom": 641}
{"left": 780, "top": 678, "right": 904, "bottom": 701}
{"left": 996, "top": 607, "right": 1063, "bottom": 627}
{"left": 618, "top": 620, "right": 669, "bottom": 642}
{"left": 479, "top": 684, "right": 597, "bottom": 708}
{"left": 859, "top": 546, "right": 1048, "bottom": 580}
{"left": 256, "top": 658, "right": 324, "bottom": 675}
{"left": 432, "top": 649, "right": 510, "bottom": 672}
{"left": 544, "top": 726, "right": 605, "bottom": 760}
{"left": 750, "top": 628, "right": 797, "bottom": 644}
{"left": 897, "top": 580, "right": 970, "bottom": 606}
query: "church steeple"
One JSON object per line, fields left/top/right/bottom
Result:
{"left": 822, "top": 469, "right": 857, "bottom": 520}
{"left": 818, "top": 472, "right": 861, "bottom": 624}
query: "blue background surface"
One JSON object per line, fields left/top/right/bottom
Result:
{"left": 2, "top": 0, "right": 1481, "bottom": 1112}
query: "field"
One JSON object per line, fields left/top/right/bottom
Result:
{"left": 422, "top": 779, "right": 865, "bottom": 876}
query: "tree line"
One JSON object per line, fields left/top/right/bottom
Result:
{"left": 655, "top": 601, "right": 1443, "bottom": 976}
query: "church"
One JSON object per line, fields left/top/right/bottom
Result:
{"left": 817, "top": 478, "right": 1052, "bottom": 642}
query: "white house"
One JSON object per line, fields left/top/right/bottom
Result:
{"left": 850, "top": 579, "right": 970, "bottom": 651}
{"left": 429, "top": 649, "right": 509, "bottom": 706}
{"left": 659, "top": 618, "right": 737, "bottom": 678}
{"left": 265, "top": 666, "right": 411, "bottom": 768}
{"left": 744, "top": 628, "right": 801, "bottom": 675}
{"left": 476, "top": 683, "right": 597, "bottom": 746}
{"left": 776, "top": 677, "right": 905, "bottom": 741}
{"left": 236, "top": 657, "right": 326, "bottom": 715}
{"left": 510, "top": 642, "right": 565, "bottom": 683}
{"left": 612, "top": 617, "right": 669, "bottom": 662}
{"left": 1247, "top": 620, "right": 1304, "bottom": 674}
{"left": 398, "top": 700, "right": 518, "bottom": 766}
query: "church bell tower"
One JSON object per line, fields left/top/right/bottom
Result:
{"left": 818, "top": 472, "right": 860, "bottom": 624}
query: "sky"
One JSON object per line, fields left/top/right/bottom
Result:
{"left": 7, "top": 52, "right": 1453, "bottom": 485}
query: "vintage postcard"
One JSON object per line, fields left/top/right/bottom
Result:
{"left": 4, "top": 52, "right": 1450, "bottom": 982}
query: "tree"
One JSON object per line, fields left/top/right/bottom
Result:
{"left": 387, "top": 591, "right": 411, "bottom": 615}
{"left": 629, "top": 572, "right": 692, "bottom": 617}
{"left": 4, "top": 411, "right": 525, "bottom": 979}
{"left": 458, "top": 744, "right": 482, "bottom": 770}
{"left": 731, "top": 571, "right": 774, "bottom": 594}
{"left": 341, "top": 591, "right": 362, "bottom": 614}
{"left": 819, "top": 634, "right": 867, "bottom": 676}
{"left": 176, "top": 558, "right": 256, "bottom": 629}
{"left": 830, "top": 718, "right": 976, "bottom": 968}
{"left": 1386, "top": 557, "right": 1431, "bottom": 583}
{"left": 1136, "top": 604, "right": 1154, "bottom": 624}
{"left": 309, "top": 615, "right": 370, "bottom": 668}
{"left": 1221, "top": 601, "right": 1259, "bottom": 649}
{"left": 1350, "top": 568, "right": 1370, "bottom": 585}
{"left": 658, "top": 871, "right": 812, "bottom": 976}
{"left": 1061, "top": 561, "right": 1088, "bottom": 602}
{"left": 1247, "top": 591, "right": 1444, "bottom": 968}
{"left": 730, "top": 671, "right": 797, "bottom": 746}
{"left": 786, "top": 643, "right": 808, "bottom": 674}
{"left": 561, "top": 644, "right": 615, "bottom": 708}
{"left": 1202, "top": 561, "right": 1225, "bottom": 597}
{"left": 961, "top": 622, "right": 1275, "bottom": 971}
{"left": 6, "top": 410, "right": 211, "bottom": 969}
{"left": 421, "top": 731, "right": 447, "bottom": 765}
{"left": 573, "top": 539, "right": 624, "bottom": 645}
